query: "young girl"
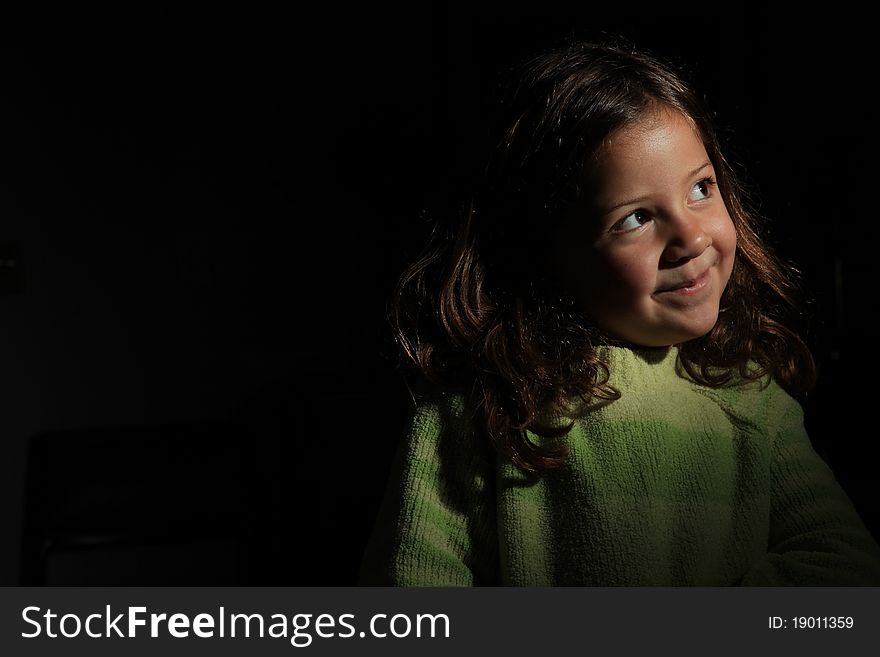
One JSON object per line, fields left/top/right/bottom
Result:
{"left": 358, "top": 39, "right": 880, "bottom": 586}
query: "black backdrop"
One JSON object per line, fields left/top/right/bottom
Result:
{"left": 1, "top": 3, "right": 876, "bottom": 585}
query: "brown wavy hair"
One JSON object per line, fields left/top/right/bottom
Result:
{"left": 389, "top": 37, "right": 817, "bottom": 474}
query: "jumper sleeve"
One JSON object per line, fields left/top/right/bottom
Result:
{"left": 736, "top": 382, "right": 880, "bottom": 585}
{"left": 358, "top": 392, "right": 499, "bottom": 586}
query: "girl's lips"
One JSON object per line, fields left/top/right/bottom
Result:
{"left": 656, "top": 267, "right": 711, "bottom": 296}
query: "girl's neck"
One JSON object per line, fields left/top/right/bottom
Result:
{"left": 594, "top": 336, "right": 677, "bottom": 353}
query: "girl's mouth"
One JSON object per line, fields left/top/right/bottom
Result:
{"left": 655, "top": 267, "right": 711, "bottom": 295}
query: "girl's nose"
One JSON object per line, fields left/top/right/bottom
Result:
{"left": 661, "top": 211, "right": 711, "bottom": 264}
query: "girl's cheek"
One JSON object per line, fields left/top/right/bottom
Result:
{"left": 712, "top": 210, "right": 737, "bottom": 252}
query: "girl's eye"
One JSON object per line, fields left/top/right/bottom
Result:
{"left": 689, "top": 176, "right": 717, "bottom": 202}
{"left": 613, "top": 209, "right": 651, "bottom": 233}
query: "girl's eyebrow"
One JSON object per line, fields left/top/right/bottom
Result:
{"left": 603, "top": 160, "right": 713, "bottom": 214}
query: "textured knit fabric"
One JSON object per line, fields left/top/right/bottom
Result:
{"left": 359, "top": 344, "right": 880, "bottom": 586}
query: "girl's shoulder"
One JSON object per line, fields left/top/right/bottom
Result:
{"left": 409, "top": 376, "right": 469, "bottom": 412}
{"left": 400, "top": 378, "right": 497, "bottom": 468}
{"left": 404, "top": 377, "right": 473, "bottom": 437}
{"left": 690, "top": 359, "right": 805, "bottom": 431}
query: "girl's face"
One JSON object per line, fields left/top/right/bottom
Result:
{"left": 550, "top": 107, "right": 737, "bottom": 348}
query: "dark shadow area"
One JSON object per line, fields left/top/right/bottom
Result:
{"left": 21, "top": 422, "right": 252, "bottom": 585}
{"left": 20, "top": 358, "right": 410, "bottom": 586}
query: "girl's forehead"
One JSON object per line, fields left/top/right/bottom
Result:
{"left": 604, "top": 108, "right": 700, "bottom": 157}
{"left": 591, "top": 110, "right": 707, "bottom": 180}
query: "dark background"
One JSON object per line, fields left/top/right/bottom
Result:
{"left": 1, "top": 3, "right": 876, "bottom": 585}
